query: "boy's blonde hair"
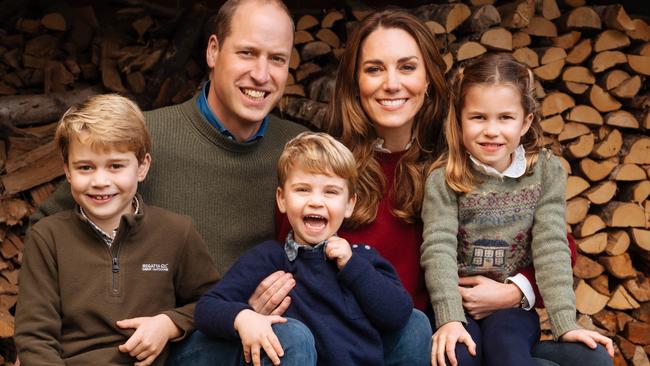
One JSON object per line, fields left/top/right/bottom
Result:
{"left": 55, "top": 94, "right": 151, "bottom": 164}
{"left": 436, "top": 53, "right": 543, "bottom": 193}
{"left": 277, "top": 132, "right": 357, "bottom": 197}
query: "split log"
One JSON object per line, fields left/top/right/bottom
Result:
{"left": 566, "top": 38, "right": 592, "bottom": 64}
{"left": 600, "top": 69, "right": 630, "bottom": 91}
{"left": 623, "top": 275, "right": 650, "bottom": 303}
{"left": 561, "top": 81, "right": 589, "bottom": 95}
{"left": 627, "top": 19, "right": 650, "bottom": 42}
{"left": 577, "top": 232, "right": 608, "bottom": 254}
{"left": 301, "top": 41, "right": 331, "bottom": 62}
{"left": 533, "top": 59, "right": 564, "bottom": 81}
{"left": 589, "top": 84, "right": 622, "bottom": 112}
{"left": 293, "top": 30, "right": 313, "bottom": 45}
{"left": 622, "top": 137, "right": 650, "bottom": 165}
{"left": 579, "top": 157, "right": 619, "bottom": 181}
{"left": 606, "top": 230, "right": 630, "bottom": 256}
{"left": 450, "top": 41, "right": 487, "bottom": 61}
{"left": 608, "top": 285, "right": 640, "bottom": 310}
{"left": 591, "top": 51, "right": 628, "bottom": 73}
{"left": 592, "top": 310, "right": 618, "bottom": 333}
{"left": 523, "top": 16, "right": 557, "bottom": 37}
{"left": 592, "top": 128, "right": 622, "bottom": 159}
{"left": 589, "top": 274, "right": 610, "bottom": 296}
{"left": 594, "top": 30, "right": 631, "bottom": 52}
{"left": 296, "top": 14, "right": 319, "bottom": 31}
{"left": 574, "top": 214, "right": 606, "bottom": 237}
{"left": 611, "top": 75, "right": 641, "bottom": 99}
{"left": 536, "top": 0, "right": 561, "bottom": 21}
{"left": 593, "top": 4, "right": 635, "bottom": 32}
{"left": 497, "top": 0, "right": 534, "bottom": 29}
{"left": 619, "top": 181, "right": 650, "bottom": 203}
{"left": 414, "top": 3, "right": 471, "bottom": 33}
{"left": 551, "top": 31, "right": 581, "bottom": 49}
{"left": 584, "top": 180, "right": 616, "bottom": 205}
{"left": 601, "top": 201, "right": 646, "bottom": 227}
{"left": 610, "top": 164, "right": 647, "bottom": 182}
{"left": 513, "top": 47, "right": 539, "bottom": 68}
{"left": 560, "top": 6, "right": 601, "bottom": 31}
{"left": 565, "top": 104, "right": 601, "bottom": 125}
{"left": 631, "top": 228, "right": 650, "bottom": 252}
{"left": 599, "top": 253, "right": 636, "bottom": 279}
{"left": 566, "top": 196, "right": 590, "bottom": 224}
{"left": 459, "top": 4, "right": 501, "bottom": 33}
{"left": 541, "top": 91, "right": 575, "bottom": 117}
{"left": 479, "top": 27, "right": 512, "bottom": 51}
{"left": 627, "top": 54, "right": 650, "bottom": 76}
{"left": 574, "top": 253, "right": 605, "bottom": 278}
{"left": 536, "top": 46, "right": 567, "bottom": 65}
{"left": 540, "top": 114, "right": 564, "bottom": 134}
{"left": 512, "top": 31, "right": 532, "bottom": 48}
{"left": 321, "top": 10, "right": 344, "bottom": 29}
{"left": 566, "top": 132, "right": 594, "bottom": 159}
{"left": 315, "top": 29, "right": 341, "bottom": 49}
{"left": 604, "top": 110, "right": 638, "bottom": 129}
{"left": 576, "top": 279, "right": 609, "bottom": 315}
{"left": 567, "top": 175, "right": 590, "bottom": 199}
{"left": 558, "top": 122, "right": 590, "bottom": 142}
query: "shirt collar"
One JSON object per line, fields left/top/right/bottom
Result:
{"left": 196, "top": 81, "right": 268, "bottom": 143}
{"left": 79, "top": 196, "right": 140, "bottom": 247}
{"left": 469, "top": 144, "right": 527, "bottom": 179}
{"left": 284, "top": 231, "right": 328, "bottom": 262}
{"left": 372, "top": 138, "right": 412, "bottom": 153}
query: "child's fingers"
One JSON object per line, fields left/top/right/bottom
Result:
{"left": 268, "top": 315, "right": 288, "bottom": 324}
{"left": 251, "top": 344, "right": 262, "bottom": 366}
{"left": 134, "top": 353, "right": 156, "bottom": 366}
{"left": 243, "top": 344, "right": 251, "bottom": 364}
{"left": 118, "top": 330, "right": 142, "bottom": 353}
{"left": 592, "top": 332, "right": 615, "bottom": 357}
{"left": 459, "top": 333, "right": 477, "bottom": 356}
{"left": 269, "top": 332, "right": 285, "bottom": 358}
{"left": 262, "top": 337, "right": 281, "bottom": 365}
{"left": 445, "top": 336, "right": 458, "bottom": 366}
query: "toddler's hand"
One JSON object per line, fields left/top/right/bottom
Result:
{"left": 325, "top": 236, "right": 352, "bottom": 269}
{"left": 432, "top": 321, "right": 476, "bottom": 366}
{"left": 560, "top": 328, "right": 614, "bottom": 357}
{"left": 234, "top": 309, "right": 287, "bottom": 366}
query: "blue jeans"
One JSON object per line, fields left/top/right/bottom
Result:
{"left": 532, "top": 341, "right": 613, "bottom": 366}
{"left": 166, "top": 318, "right": 316, "bottom": 366}
{"left": 167, "top": 309, "right": 431, "bottom": 365}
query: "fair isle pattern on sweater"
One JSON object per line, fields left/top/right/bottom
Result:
{"left": 457, "top": 185, "right": 541, "bottom": 281}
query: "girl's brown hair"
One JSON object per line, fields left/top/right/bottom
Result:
{"left": 325, "top": 9, "right": 448, "bottom": 228}
{"left": 438, "top": 53, "right": 543, "bottom": 193}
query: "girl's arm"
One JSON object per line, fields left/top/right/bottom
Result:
{"left": 530, "top": 152, "right": 579, "bottom": 339}
{"left": 420, "top": 168, "right": 465, "bottom": 329}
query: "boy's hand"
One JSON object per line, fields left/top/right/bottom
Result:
{"left": 249, "top": 271, "right": 295, "bottom": 316}
{"left": 325, "top": 236, "right": 352, "bottom": 270}
{"left": 116, "top": 314, "right": 181, "bottom": 366}
{"left": 234, "top": 309, "right": 287, "bottom": 366}
{"left": 560, "top": 329, "right": 614, "bottom": 357}
{"left": 432, "top": 321, "right": 476, "bottom": 366}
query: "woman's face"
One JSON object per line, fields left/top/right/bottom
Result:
{"left": 357, "top": 27, "right": 428, "bottom": 144}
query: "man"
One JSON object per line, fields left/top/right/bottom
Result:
{"left": 33, "top": 0, "right": 432, "bottom": 365}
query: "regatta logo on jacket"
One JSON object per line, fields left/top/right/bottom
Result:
{"left": 141, "top": 264, "right": 169, "bottom": 272}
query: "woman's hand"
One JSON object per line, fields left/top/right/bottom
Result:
{"left": 458, "top": 276, "right": 521, "bottom": 319}
{"left": 431, "top": 321, "right": 476, "bottom": 366}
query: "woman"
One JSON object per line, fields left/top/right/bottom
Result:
{"left": 325, "top": 9, "right": 612, "bottom": 366}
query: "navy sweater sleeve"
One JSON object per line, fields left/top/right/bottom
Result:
{"left": 195, "top": 241, "right": 283, "bottom": 339}
{"left": 337, "top": 246, "right": 413, "bottom": 331}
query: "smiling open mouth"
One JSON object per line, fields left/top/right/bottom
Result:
{"left": 378, "top": 98, "right": 407, "bottom": 106}
{"left": 87, "top": 194, "right": 116, "bottom": 201}
{"left": 303, "top": 214, "right": 327, "bottom": 229}
{"left": 241, "top": 88, "right": 268, "bottom": 100}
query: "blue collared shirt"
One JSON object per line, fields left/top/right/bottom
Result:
{"left": 196, "top": 81, "right": 269, "bottom": 143}
{"left": 283, "top": 231, "right": 328, "bottom": 262}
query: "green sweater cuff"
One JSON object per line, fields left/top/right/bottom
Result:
{"left": 549, "top": 309, "right": 579, "bottom": 340}
{"left": 432, "top": 301, "right": 466, "bottom": 329}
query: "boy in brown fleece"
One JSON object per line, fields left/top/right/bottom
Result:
{"left": 15, "top": 94, "right": 219, "bottom": 366}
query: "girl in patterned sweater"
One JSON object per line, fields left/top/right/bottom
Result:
{"left": 421, "top": 53, "right": 614, "bottom": 366}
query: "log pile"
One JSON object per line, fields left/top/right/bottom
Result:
{"left": 0, "top": 0, "right": 647, "bottom": 364}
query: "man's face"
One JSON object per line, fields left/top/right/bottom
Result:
{"left": 206, "top": 1, "right": 293, "bottom": 139}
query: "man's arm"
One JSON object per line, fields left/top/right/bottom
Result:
{"left": 14, "top": 229, "right": 66, "bottom": 365}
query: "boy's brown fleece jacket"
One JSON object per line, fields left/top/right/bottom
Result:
{"left": 15, "top": 200, "right": 219, "bottom": 365}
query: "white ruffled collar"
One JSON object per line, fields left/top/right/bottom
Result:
{"left": 469, "top": 145, "right": 527, "bottom": 178}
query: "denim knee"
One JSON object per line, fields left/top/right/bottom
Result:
{"left": 268, "top": 318, "right": 316, "bottom": 366}
{"left": 383, "top": 309, "right": 432, "bottom": 366}
{"left": 532, "top": 341, "right": 613, "bottom": 366}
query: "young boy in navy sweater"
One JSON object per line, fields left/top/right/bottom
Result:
{"left": 195, "top": 132, "right": 413, "bottom": 366}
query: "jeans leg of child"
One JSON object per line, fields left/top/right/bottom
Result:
{"left": 255, "top": 318, "right": 316, "bottom": 366}
{"left": 532, "top": 341, "right": 613, "bottom": 366}
{"left": 382, "top": 309, "right": 432, "bottom": 366}
{"left": 480, "top": 308, "right": 540, "bottom": 366}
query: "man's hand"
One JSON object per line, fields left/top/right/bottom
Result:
{"left": 324, "top": 236, "right": 352, "bottom": 270}
{"left": 459, "top": 276, "right": 521, "bottom": 319}
{"left": 248, "top": 271, "right": 295, "bottom": 316}
{"left": 431, "top": 321, "right": 476, "bottom": 366}
{"left": 234, "top": 309, "right": 287, "bottom": 366}
{"left": 560, "top": 329, "right": 614, "bottom": 357}
{"left": 116, "top": 314, "right": 181, "bottom": 366}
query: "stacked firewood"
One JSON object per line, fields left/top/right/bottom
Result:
{"left": 0, "top": 0, "right": 648, "bottom": 364}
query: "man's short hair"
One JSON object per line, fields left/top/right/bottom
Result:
{"left": 55, "top": 94, "right": 152, "bottom": 164}
{"left": 206, "top": 0, "right": 294, "bottom": 48}
{"left": 277, "top": 132, "right": 357, "bottom": 196}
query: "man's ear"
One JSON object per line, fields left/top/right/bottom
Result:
{"left": 276, "top": 186, "right": 287, "bottom": 213}
{"left": 206, "top": 35, "right": 220, "bottom": 69}
{"left": 137, "top": 153, "right": 152, "bottom": 182}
